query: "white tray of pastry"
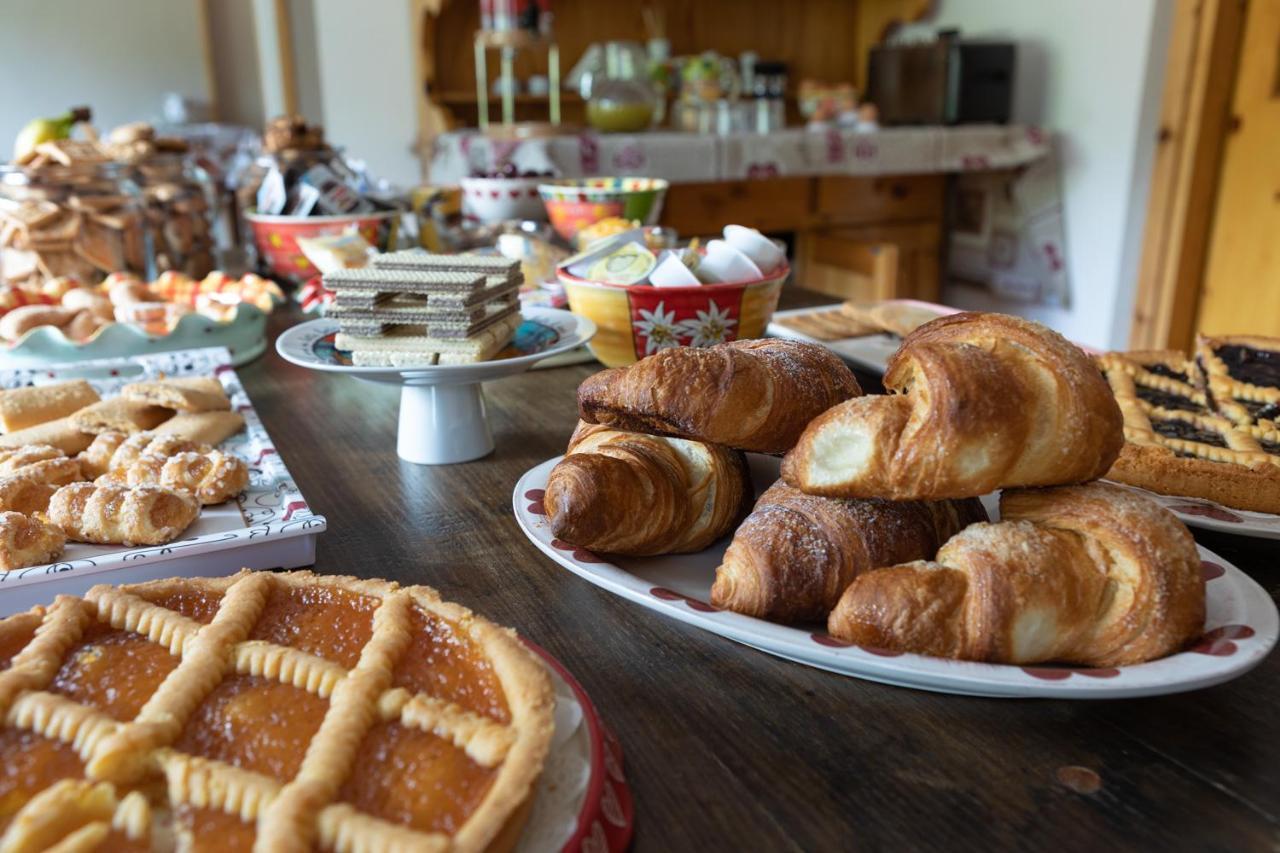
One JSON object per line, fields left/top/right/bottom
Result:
{"left": 0, "top": 347, "right": 325, "bottom": 615}
{"left": 514, "top": 454, "right": 1278, "bottom": 699}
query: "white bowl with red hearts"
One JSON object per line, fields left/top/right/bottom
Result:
{"left": 461, "top": 174, "right": 549, "bottom": 223}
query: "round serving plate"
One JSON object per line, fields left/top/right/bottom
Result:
{"left": 276, "top": 307, "right": 595, "bottom": 464}
{"left": 513, "top": 454, "right": 1278, "bottom": 699}
{"left": 1107, "top": 481, "right": 1280, "bottom": 541}
{"left": 519, "top": 640, "right": 633, "bottom": 853}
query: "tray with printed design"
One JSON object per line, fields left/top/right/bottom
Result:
{"left": 0, "top": 347, "right": 325, "bottom": 615}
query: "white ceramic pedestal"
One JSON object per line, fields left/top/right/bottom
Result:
{"left": 398, "top": 382, "right": 492, "bottom": 464}
{"left": 276, "top": 307, "right": 596, "bottom": 465}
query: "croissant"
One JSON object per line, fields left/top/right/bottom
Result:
{"left": 0, "top": 511, "right": 65, "bottom": 570}
{"left": 0, "top": 445, "right": 83, "bottom": 486}
{"left": 782, "top": 312, "right": 1124, "bottom": 499}
{"left": 543, "top": 421, "right": 751, "bottom": 556}
{"left": 98, "top": 450, "right": 249, "bottom": 505}
{"left": 77, "top": 432, "right": 211, "bottom": 479}
{"left": 577, "top": 339, "right": 861, "bottom": 454}
{"left": 827, "top": 482, "right": 1204, "bottom": 666}
{"left": 46, "top": 482, "right": 200, "bottom": 547}
{"left": 710, "top": 482, "right": 986, "bottom": 623}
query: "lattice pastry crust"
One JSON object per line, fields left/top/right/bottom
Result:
{"left": 0, "top": 570, "right": 555, "bottom": 853}
{"left": 1196, "top": 334, "right": 1280, "bottom": 430}
{"left": 1098, "top": 350, "right": 1280, "bottom": 513}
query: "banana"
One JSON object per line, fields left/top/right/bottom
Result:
{"left": 12, "top": 107, "right": 92, "bottom": 161}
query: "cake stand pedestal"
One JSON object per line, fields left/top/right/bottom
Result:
{"left": 276, "top": 306, "right": 595, "bottom": 465}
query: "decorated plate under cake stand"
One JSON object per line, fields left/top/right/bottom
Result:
{"left": 1106, "top": 481, "right": 1280, "bottom": 541}
{"left": 520, "top": 640, "right": 633, "bottom": 852}
{"left": 276, "top": 307, "right": 595, "bottom": 464}
{"left": 514, "top": 454, "right": 1278, "bottom": 699}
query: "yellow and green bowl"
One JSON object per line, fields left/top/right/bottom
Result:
{"left": 538, "top": 178, "right": 668, "bottom": 243}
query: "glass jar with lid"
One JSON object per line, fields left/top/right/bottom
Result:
{"left": 0, "top": 161, "right": 152, "bottom": 288}
{"left": 131, "top": 152, "right": 217, "bottom": 278}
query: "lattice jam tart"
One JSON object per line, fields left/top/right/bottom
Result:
{"left": 1197, "top": 334, "right": 1280, "bottom": 431}
{"left": 1098, "top": 349, "right": 1280, "bottom": 513}
{"left": 0, "top": 570, "right": 554, "bottom": 852}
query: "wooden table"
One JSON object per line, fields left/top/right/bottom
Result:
{"left": 241, "top": 290, "right": 1280, "bottom": 850}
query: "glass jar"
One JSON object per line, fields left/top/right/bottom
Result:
{"left": 586, "top": 41, "right": 658, "bottom": 133}
{"left": 131, "top": 153, "right": 217, "bottom": 277}
{"left": 0, "top": 162, "right": 152, "bottom": 288}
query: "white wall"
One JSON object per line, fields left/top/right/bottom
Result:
{"left": 0, "top": 0, "right": 211, "bottom": 149}
{"left": 909, "top": 0, "right": 1173, "bottom": 348}
{"left": 309, "top": 0, "right": 421, "bottom": 187}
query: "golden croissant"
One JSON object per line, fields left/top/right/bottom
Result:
{"left": 543, "top": 421, "right": 751, "bottom": 556}
{"left": 828, "top": 482, "right": 1205, "bottom": 666}
{"left": 78, "top": 431, "right": 211, "bottom": 479}
{"left": 47, "top": 482, "right": 200, "bottom": 547}
{"left": 577, "top": 338, "right": 862, "bottom": 454}
{"left": 782, "top": 312, "right": 1123, "bottom": 499}
{"left": 711, "top": 481, "right": 986, "bottom": 623}
{"left": 97, "top": 449, "right": 249, "bottom": 505}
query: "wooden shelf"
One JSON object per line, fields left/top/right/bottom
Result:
{"left": 432, "top": 89, "right": 582, "bottom": 106}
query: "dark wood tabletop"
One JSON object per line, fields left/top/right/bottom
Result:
{"left": 240, "top": 289, "right": 1280, "bottom": 852}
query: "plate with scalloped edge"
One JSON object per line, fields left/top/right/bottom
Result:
{"left": 1104, "top": 481, "right": 1280, "bottom": 541}
{"left": 513, "top": 454, "right": 1278, "bottom": 699}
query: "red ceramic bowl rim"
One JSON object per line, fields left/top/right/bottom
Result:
{"left": 244, "top": 210, "right": 399, "bottom": 225}
{"left": 520, "top": 637, "right": 633, "bottom": 852}
{"left": 559, "top": 259, "right": 790, "bottom": 292}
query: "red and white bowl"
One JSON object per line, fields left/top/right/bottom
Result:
{"left": 461, "top": 176, "right": 548, "bottom": 224}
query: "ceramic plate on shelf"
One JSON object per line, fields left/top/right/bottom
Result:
{"left": 1107, "top": 481, "right": 1280, "bottom": 541}
{"left": 0, "top": 346, "right": 325, "bottom": 615}
{"left": 513, "top": 454, "right": 1278, "bottom": 699}
{"left": 276, "top": 306, "right": 596, "bottom": 384}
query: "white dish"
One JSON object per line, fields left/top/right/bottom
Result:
{"left": 1107, "top": 481, "right": 1280, "bottom": 541}
{"left": 276, "top": 307, "right": 595, "bottom": 465}
{"left": 723, "top": 224, "right": 785, "bottom": 273}
{"left": 699, "top": 240, "right": 763, "bottom": 284}
{"left": 514, "top": 453, "right": 1278, "bottom": 698}
{"left": 650, "top": 251, "right": 700, "bottom": 287}
{"left": 0, "top": 346, "right": 326, "bottom": 616}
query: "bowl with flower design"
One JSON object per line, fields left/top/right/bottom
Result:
{"left": 557, "top": 259, "right": 788, "bottom": 367}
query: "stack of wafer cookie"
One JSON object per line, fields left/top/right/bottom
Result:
{"left": 326, "top": 250, "right": 524, "bottom": 366}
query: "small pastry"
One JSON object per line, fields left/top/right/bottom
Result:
{"left": 0, "top": 444, "right": 82, "bottom": 485}
{"left": 70, "top": 398, "right": 172, "bottom": 435}
{"left": 122, "top": 378, "right": 230, "bottom": 413}
{"left": 0, "top": 510, "right": 65, "bottom": 570}
{"left": 0, "top": 306, "right": 77, "bottom": 342}
{"left": 98, "top": 449, "right": 248, "bottom": 505}
{"left": 153, "top": 411, "right": 245, "bottom": 445}
{"left": 0, "top": 474, "right": 57, "bottom": 515}
{"left": 0, "top": 417, "right": 95, "bottom": 456}
{"left": 47, "top": 482, "right": 199, "bottom": 546}
{"left": 77, "top": 431, "right": 209, "bottom": 479}
{"left": 0, "top": 380, "right": 99, "bottom": 433}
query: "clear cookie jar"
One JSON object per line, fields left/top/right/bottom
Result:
{"left": 131, "top": 153, "right": 217, "bottom": 278}
{"left": 0, "top": 161, "right": 152, "bottom": 288}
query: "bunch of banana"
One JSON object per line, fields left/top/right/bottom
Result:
{"left": 12, "top": 107, "right": 92, "bottom": 162}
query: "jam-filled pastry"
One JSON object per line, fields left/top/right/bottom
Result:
{"left": 0, "top": 473, "right": 57, "bottom": 515}
{"left": 0, "top": 444, "right": 83, "bottom": 486}
{"left": 98, "top": 450, "right": 249, "bottom": 505}
{"left": 69, "top": 398, "right": 171, "bottom": 435}
{"left": 47, "top": 482, "right": 199, "bottom": 546}
{"left": 0, "top": 510, "right": 65, "bottom": 570}
{"left": 122, "top": 377, "right": 231, "bottom": 413}
{"left": 77, "top": 432, "right": 210, "bottom": 479}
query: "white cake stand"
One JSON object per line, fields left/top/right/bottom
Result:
{"left": 276, "top": 306, "right": 596, "bottom": 465}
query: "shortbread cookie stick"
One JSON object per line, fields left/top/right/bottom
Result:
{"left": 99, "top": 450, "right": 248, "bottom": 505}
{"left": 0, "top": 417, "right": 94, "bottom": 455}
{"left": 47, "top": 482, "right": 199, "bottom": 546}
{"left": 70, "top": 399, "right": 172, "bottom": 435}
{"left": 152, "top": 411, "right": 245, "bottom": 446}
{"left": 0, "top": 381, "right": 100, "bottom": 433}
{"left": 122, "top": 377, "right": 230, "bottom": 413}
{"left": 0, "top": 511, "right": 65, "bottom": 570}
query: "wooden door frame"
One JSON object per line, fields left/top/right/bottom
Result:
{"left": 1129, "top": 0, "right": 1245, "bottom": 350}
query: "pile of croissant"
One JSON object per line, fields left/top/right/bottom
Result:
{"left": 544, "top": 314, "right": 1207, "bottom": 668}
{"left": 0, "top": 376, "right": 250, "bottom": 571}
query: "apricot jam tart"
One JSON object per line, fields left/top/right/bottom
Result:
{"left": 0, "top": 570, "right": 554, "bottom": 852}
